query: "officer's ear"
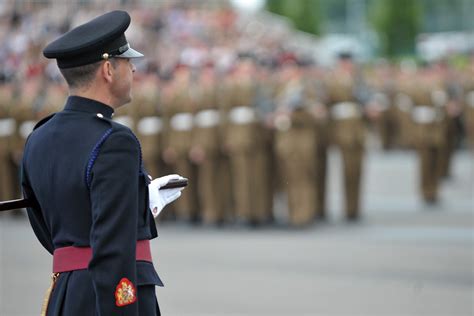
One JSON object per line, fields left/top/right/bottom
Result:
{"left": 101, "top": 60, "right": 115, "bottom": 84}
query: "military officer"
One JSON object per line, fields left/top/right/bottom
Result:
{"left": 21, "top": 11, "right": 184, "bottom": 315}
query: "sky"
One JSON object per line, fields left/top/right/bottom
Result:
{"left": 230, "top": 0, "right": 265, "bottom": 12}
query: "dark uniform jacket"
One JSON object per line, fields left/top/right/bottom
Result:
{"left": 21, "top": 96, "right": 163, "bottom": 315}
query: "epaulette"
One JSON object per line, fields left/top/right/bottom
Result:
{"left": 33, "top": 113, "right": 56, "bottom": 131}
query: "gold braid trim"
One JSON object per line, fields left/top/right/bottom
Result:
{"left": 40, "top": 273, "right": 59, "bottom": 316}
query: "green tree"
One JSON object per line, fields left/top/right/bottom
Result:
{"left": 266, "top": 0, "right": 322, "bottom": 35}
{"left": 266, "top": 0, "right": 285, "bottom": 15}
{"left": 370, "top": 0, "right": 422, "bottom": 57}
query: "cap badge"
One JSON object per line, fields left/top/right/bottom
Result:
{"left": 115, "top": 278, "right": 137, "bottom": 307}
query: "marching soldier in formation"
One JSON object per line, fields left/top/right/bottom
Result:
{"left": 393, "top": 63, "right": 418, "bottom": 149}
{"left": 463, "top": 54, "right": 474, "bottom": 149}
{"left": 190, "top": 64, "right": 226, "bottom": 225}
{"left": 162, "top": 65, "right": 200, "bottom": 222}
{"left": 273, "top": 61, "right": 318, "bottom": 226}
{"left": 323, "top": 52, "right": 367, "bottom": 221}
{"left": 304, "top": 63, "right": 330, "bottom": 220}
{"left": 254, "top": 60, "right": 277, "bottom": 225}
{"left": 407, "top": 64, "right": 448, "bottom": 204}
{"left": 0, "top": 83, "right": 16, "bottom": 203}
{"left": 365, "top": 61, "right": 397, "bottom": 150}
{"left": 222, "top": 57, "right": 270, "bottom": 226}
{"left": 133, "top": 74, "right": 163, "bottom": 181}
{"left": 434, "top": 60, "right": 464, "bottom": 179}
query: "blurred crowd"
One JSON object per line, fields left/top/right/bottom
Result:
{"left": 1, "top": 1, "right": 473, "bottom": 227}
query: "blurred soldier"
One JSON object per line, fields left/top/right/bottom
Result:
{"left": 215, "top": 68, "right": 236, "bottom": 223}
{"left": 223, "top": 57, "right": 269, "bottom": 226}
{"left": 463, "top": 55, "right": 474, "bottom": 149}
{"left": 133, "top": 74, "right": 163, "bottom": 180}
{"left": 254, "top": 60, "right": 277, "bottom": 224}
{"left": 433, "top": 60, "right": 464, "bottom": 179}
{"left": 304, "top": 63, "right": 329, "bottom": 220}
{"left": 324, "top": 52, "right": 367, "bottom": 220}
{"left": 10, "top": 78, "right": 43, "bottom": 200}
{"left": 162, "top": 65, "right": 199, "bottom": 222}
{"left": 409, "top": 65, "right": 447, "bottom": 204}
{"left": 274, "top": 62, "right": 317, "bottom": 226}
{"left": 365, "top": 61, "right": 397, "bottom": 150}
{"left": 190, "top": 65, "right": 225, "bottom": 225}
{"left": 0, "top": 83, "right": 16, "bottom": 202}
{"left": 393, "top": 65, "right": 417, "bottom": 149}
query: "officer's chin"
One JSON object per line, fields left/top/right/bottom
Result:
{"left": 118, "top": 95, "right": 133, "bottom": 108}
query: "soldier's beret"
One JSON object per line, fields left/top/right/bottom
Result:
{"left": 43, "top": 10, "right": 143, "bottom": 69}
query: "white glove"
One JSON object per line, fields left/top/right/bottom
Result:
{"left": 148, "top": 174, "right": 186, "bottom": 218}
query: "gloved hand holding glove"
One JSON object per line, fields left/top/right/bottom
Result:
{"left": 148, "top": 174, "right": 186, "bottom": 218}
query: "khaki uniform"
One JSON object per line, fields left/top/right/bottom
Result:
{"left": 254, "top": 75, "right": 276, "bottom": 224}
{"left": 365, "top": 67, "right": 397, "bottom": 150}
{"left": 325, "top": 68, "right": 366, "bottom": 219}
{"left": 162, "top": 76, "right": 199, "bottom": 222}
{"left": 273, "top": 68, "right": 329, "bottom": 226}
{"left": 303, "top": 70, "right": 329, "bottom": 219}
{"left": 0, "top": 85, "right": 16, "bottom": 201}
{"left": 133, "top": 76, "right": 162, "bottom": 179}
{"left": 408, "top": 74, "right": 447, "bottom": 203}
{"left": 463, "top": 71, "right": 474, "bottom": 149}
{"left": 274, "top": 106, "right": 317, "bottom": 226}
{"left": 393, "top": 71, "right": 417, "bottom": 149}
{"left": 436, "top": 73, "right": 463, "bottom": 179}
{"left": 224, "top": 70, "right": 269, "bottom": 225}
{"left": 191, "top": 75, "right": 225, "bottom": 225}
{"left": 216, "top": 78, "right": 236, "bottom": 222}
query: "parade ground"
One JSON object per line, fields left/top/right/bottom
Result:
{"left": 1, "top": 149, "right": 473, "bottom": 316}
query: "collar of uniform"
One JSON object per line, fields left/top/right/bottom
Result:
{"left": 64, "top": 96, "right": 115, "bottom": 119}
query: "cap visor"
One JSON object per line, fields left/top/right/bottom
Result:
{"left": 116, "top": 47, "right": 144, "bottom": 58}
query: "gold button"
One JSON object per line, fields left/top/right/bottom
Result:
{"left": 96, "top": 113, "right": 104, "bottom": 118}
{"left": 102, "top": 53, "right": 109, "bottom": 60}
{"left": 148, "top": 175, "right": 153, "bottom": 180}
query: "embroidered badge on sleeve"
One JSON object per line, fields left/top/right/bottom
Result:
{"left": 115, "top": 278, "right": 137, "bottom": 307}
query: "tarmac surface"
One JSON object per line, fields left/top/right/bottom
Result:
{"left": 0, "top": 149, "right": 473, "bottom": 316}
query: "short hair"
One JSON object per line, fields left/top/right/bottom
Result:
{"left": 59, "top": 59, "right": 119, "bottom": 89}
{"left": 59, "top": 61, "right": 102, "bottom": 89}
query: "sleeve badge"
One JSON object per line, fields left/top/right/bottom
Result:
{"left": 115, "top": 278, "right": 137, "bottom": 307}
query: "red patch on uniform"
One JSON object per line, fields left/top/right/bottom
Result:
{"left": 115, "top": 278, "right": 137, "bottom": 307}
